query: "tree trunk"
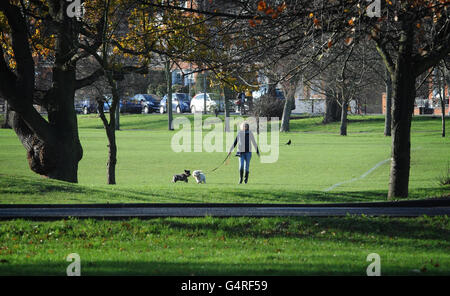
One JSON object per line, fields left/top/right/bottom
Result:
{"left": 105, "top": 126, "right": 117, "bottom": 184}
{"left": 224, "top": 99, "right": 230, "bottom": 131}
{"left": 44, "top": 66, "right": 83, "bottom": 182}
{"left": 384, "top": 68, "right": 392, "bottom": 136}
{"left": 223, "top": 87, "right": 232, "bottom": 132}
{"left": 441, "top": 66, "right": 448, "bottom": 137}
{"left": 267, "top": 80, "right": 277, "bottom": 98}
{"left": 115, "top": 105, "right": 120, "bottom": 130}
{"left": 440, "top": 93, "right": 446, "bottom": 138}
{"left": 1, "top": 100, "right": 11, "bottom": 129}
{"left": 165, "top": 60, "right": 173, "bottom": 130}
{"left": 10, "top": 104, "right": 83, "bottom": 183}
{"left": 6, "top": 65, "right": 83, "bottom": 183}
{"left": 388, "top": 27, "right": 416, "bottom": 199}
{"left": 340, "top": 100, "right": 348, "bottom": 136}
{"left": 0, "top": 1, "right": 84, "bottom": 183}
{"left": 280, "top": 92, "right": 294, "bottom": 132}
{"left": 256, "top": 116, "right": 260, "bottom": 134}
{"left": 107, "top": 96, "right": 118, "bottom": 184}
{"left": 99, "top": 82, "right": 119, "bottom": 185}
{"left": 323, "top": 97, "right": 341, "bottom": 123}
{"left": 98, "top": 93, "right": 118, "bottom": 185}
{"left": 203, "top": 71, "right": 207, "bottom": 114}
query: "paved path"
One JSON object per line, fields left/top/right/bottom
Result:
{"left": 0, "top": 204, "right": 449, "bottom": 219}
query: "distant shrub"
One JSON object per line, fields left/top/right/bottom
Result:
{"left": 251, "top": 94, "right": 284, "bottom": 119}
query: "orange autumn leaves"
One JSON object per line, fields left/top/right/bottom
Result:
{"left": 257, "top": 0, "right": 267, "bottom": 11}
{"left": 249, "top": 1, "right": 286, "bottom": 27}
{"left": 308, "top": 12, "right": 321, "bottom": 29}
{"left": 1, "top": 11, "right": 53, "bottom": 69}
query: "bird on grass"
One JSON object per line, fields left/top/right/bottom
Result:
{"left": 285, "top": 139, "right": 291, "bottom": 145}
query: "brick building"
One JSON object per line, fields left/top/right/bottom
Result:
{"left": 382, "top": 74, "right": 449, "bottom": 116}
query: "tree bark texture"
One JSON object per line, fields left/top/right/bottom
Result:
{"left": 1, "top": 101, "right": 11, "bottom": 129}
{"left": 323, "top": 96, "right": 341, "bottom": 124}
{"left": 388, "top": 24, "right": 416, "bottom": 199}
{"left": 384, "top": 68, "right": 392, "bottom": 136}
{"left": 340, "top": 100, "right": 348, "bottom": 136}
{"left": 280, "top": 85, "right": 296, "bottom": 132}
{"left": 0, "top": 1, "right": 83, "bottom": 182}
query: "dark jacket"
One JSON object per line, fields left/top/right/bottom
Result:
{"left": 230, "top": 130, "right": 259, "bottom": 154}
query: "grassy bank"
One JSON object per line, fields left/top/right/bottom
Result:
{"left": 0, "top": 215, "right": 449, "bottom": 275}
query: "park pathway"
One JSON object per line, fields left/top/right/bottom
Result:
{"left": 0, "top": 200, "right": 449, "bottom": 219}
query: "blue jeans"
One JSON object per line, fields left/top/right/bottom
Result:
{"left": 239, "top": 152, "right": 252, "bottom": 172}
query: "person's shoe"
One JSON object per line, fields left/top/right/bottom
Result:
{"left": 239, "top": 170, "right": 244, "bottom": 184}
{"left": 244, "top": 171, "right": 249, "bottom": 184}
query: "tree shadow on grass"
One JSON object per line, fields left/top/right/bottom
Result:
{"left": 0, "top": 174, "right": 89, "bottom": 195}
{"left": 108, "top": 188, "right": 193, "bottom": 203}
{"left": 105, "top": 187, "right": 390, "bottom": 204}
{"left": 230, "top": 189, "right": 389, "bottom": 203}
{"left": 156, "top": 215, "right": 450, "bottom": 243}
{"left": 119, "top": 117, "right": 168, "bottom": 130}
{"left": 0, "top": 174, "right": 143, "bottom": 203}
{"left": 347, "top": 117, "right": 385, "bottom": 124}
{"left": 0, "top": 260, "right": 428, "bottom": 276}
{"left": 0, "top": 173, "right": 445, "bottom": 206}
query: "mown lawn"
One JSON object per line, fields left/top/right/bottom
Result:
{"left": 0, "top": 216, "right": 449, "bottom": 275}
{"left": 0, "top": 114, "right": 448, "bottom": 204}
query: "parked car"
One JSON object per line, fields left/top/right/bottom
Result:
{"left": 252, "top": 87, "right": 285, "bottom": 100}
{"left": 120, "top": 97, "right": 143, "bottom": 114}
{"left": 131, "top": 94, "right": 160, "bottom": 114}
{"left": 251, "top": 87, "right": 294, "bottom": 110}
{"left": 160, "top": 93, "right": 191, "bottom": 114}
{"left": 275, "top": 88, "right": 286, "bottom": 100}
{"left": 75, "top": 99, "right": 96, "bottom": 114}
{"left": 75, "top": 99, "right": 110, "bottom": 114}
{"left": 190, "top": 93, "right": 225, "bottom": 113}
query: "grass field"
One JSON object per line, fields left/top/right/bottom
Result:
{"left": 0, "top": 114, "right": 449, "bottom": 275}
{"left": 0, "top": 114, "right": 448, "bottom": 204}
{"left": 0, "top": 216, "right": 449, "bottom": 275}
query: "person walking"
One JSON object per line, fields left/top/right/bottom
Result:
{"left": 237, "top": 92, "right": 246, "bottom": 115}
{"left": 228, "top": 122, "right": 260, "bottom": 184}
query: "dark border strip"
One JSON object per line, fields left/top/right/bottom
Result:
{"left": 0, "top": 198, "right": 449, "bottom": 208}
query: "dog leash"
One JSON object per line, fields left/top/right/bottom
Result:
{"left": 210, "top": 152, "right": 231, "bottom": 172}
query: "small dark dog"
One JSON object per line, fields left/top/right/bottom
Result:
{"left": 172, "top": 170, "right": 191, "bottom": 183}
